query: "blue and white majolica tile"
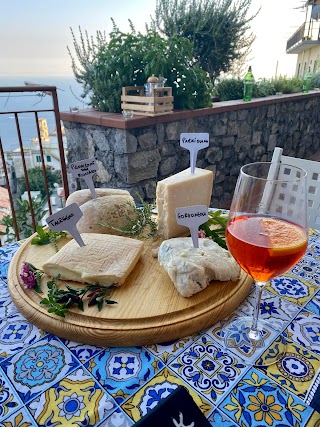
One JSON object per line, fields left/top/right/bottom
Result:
{"left": 220, "top": 369, "right": 314, "bottom": 427}
{"left": 121, "top": 367, "right": 213, "bottom": 424}
{"left": 59, "top": 338, "right": 105, "bottom": 364}
{"left": 98, "top": 408, "right": 134, "bottom": 427}
{"left": 28, "top": 367, "right": 116, "bottom": 426}
{"left": 266, "top": 274, "right": 318, "bottom": 306}
{"left": 257, "top": 341, "right": 320, "bottom": 400}
{"left": 1, "top": 334, "right": 80, "bottom": 404}
{"left": 169, "top": 334, "right": 247, "bottom": 404}
{"left": 0, "top": 312, "right": 44, "bottom": 361}
{"left": 0, "top": 407, "right": 36, "bottom": 427}
{"left": 284, "top": 309, "right": 320, "bottom": 355}
{"left": 0, "top": 242, "right": 22, "bottom": 282}
{"left": 304, "top": 290, "right": 320, "bottom": 316}
{"left": 237, "top": 287, "right": 300, "bottom": 332}
{"left": 290, "top": 258, "right": 320, "bottom": 287}
{"left": 206, "top": 310, "right": 278, "bottom": 365}
{"left": 305, "top": 241, "right": 320, "bottom": 261}
{"left": 0, "top": 285, "right": 19, "bottom": 318}
{"left": 207, "top": 408, "right": 240, "bottom": 427}
{"left": 85, "top": 347, "right": 164, "bottom": 404}
{"left": 145, "top": 335, "right": 198, "bottom": 364}
{"left": 0, "top": 370, "right": 21, "bottom": 422}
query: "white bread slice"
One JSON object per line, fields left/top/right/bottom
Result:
{"left": 42, "top": 233, "right": 144, "bottom": 286}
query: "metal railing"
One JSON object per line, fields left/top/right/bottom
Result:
{"left": 0, "top": 86, "right": 69, "bottom": 243}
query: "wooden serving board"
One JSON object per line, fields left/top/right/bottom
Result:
{"left": 8, "top": 234, "right": 253, "bottom": 347}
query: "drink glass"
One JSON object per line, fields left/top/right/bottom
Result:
{"left": 222, "top": 162, "right": 308, "bottom": 365}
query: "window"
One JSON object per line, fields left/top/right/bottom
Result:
{"left": 36, "top": 155, "right": 41, "bottom": 163}
{"left": 46, "top": 155, "right": 51, "bottom": 162}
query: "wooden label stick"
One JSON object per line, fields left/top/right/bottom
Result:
{"left": 46, "top": 203, "right": 85, "bottom": 247}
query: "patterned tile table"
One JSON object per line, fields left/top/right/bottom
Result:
{"left": 0, "top": 230, "right": 319, "bottom": 427}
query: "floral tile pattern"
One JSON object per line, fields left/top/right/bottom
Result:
{"left": 237, "top": 287, "right": 300, "bottom": 331}
{"left": 0, "top": 407, "right": 36, "bottom": 427}
{"left": 290, "top": 258, "right": 320, "bottom": 286}
{"left": 304, "top": 290, "right": 320, "bottom": 316}
{"left": 0, "top": 286, "right": 19, "bottom": 318}
{"left": 257, "top": 341, "right": 320, "bottom": 399}
{"left": 305, "top": 242, "right": 320, "bottom": 261}
{"left": 220, "top": 369, "right": 314, "bottom": 426}
{"left": 0, "top": 313, "right": 44, "bottom": 362}
{"left": 85, "top": 347, "right": 164, "bottom": 404}
{"left": 266, "top": 274, "right": 318, "bottom": 306}
{"left": 1, "top": 334, "right": 80, "bottom": 403}
{"left": 27, "top": 367, "right": 116, "bottom": 426}
{"left": 121, "top": 367, "right": 213, "bottom": 423}
{"left": 145, "top": 335, "right": 198, "bottom": 364}
{"left": 0, "top": 370, "right": 21, "bottom": 422}
{"left": 59, "top": 338, "right": 105, "bottom": 363}
{"left": 0, "top": 242, "right": 22, "bottom": 282}
{"left": 284, "top": 310, "right": 320, "bottom": 355}
{"left": 169, "top": 334, "right": 247, "bottom": 404}
{"left": 97, "top": 408, "right": 134, "bottom": 427}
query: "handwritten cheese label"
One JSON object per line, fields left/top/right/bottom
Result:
{"left": 176, "top": 205, "right": 208, "bottom": 248}
{"left": 69, "top": 158, "right": 98, "bottom": 199}
{"left": 180, "top": 133, "right": 209, "bottom": 174}
{"left": 46, "top": 203, "right": 85, "bottom": 247}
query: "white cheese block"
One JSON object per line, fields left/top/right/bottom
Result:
{"left": 158, "top": 237, "right": 240, "bottom": 297}
{"left": 156, "top": 168, "right": 213, "bottom": 239}
{"left": 42, "top": 233, "right": 144, "bottom": 286}
{"left": 66, "top": 189, "right": 136, "bottom": 235}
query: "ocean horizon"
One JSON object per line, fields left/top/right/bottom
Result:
{"left": 0, "top": 76, "right": 87, "bottom": 151}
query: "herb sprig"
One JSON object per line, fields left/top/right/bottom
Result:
{"left": 40, "top": 276, "right": 117, "bottom": 317}
{"left": 31, "top": 226, "right": 67, "bottom": 252}
{"left": 100, "top": 198, "right": 157, "bottom": 238}
{"left": 199, "top": 210, "right": 228, "bottom": 249}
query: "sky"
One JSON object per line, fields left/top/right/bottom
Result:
{"left": 0, "top": 0, "right": 306, "bottom": 80}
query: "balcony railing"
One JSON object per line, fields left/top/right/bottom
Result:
{"left": 286, "top": 19, "right": 320, "bottom": 52}
{"left": 0, "top": 86, "right": 69, "bottom": 243}
{"left": 286, "top": 23, "right": 306, "bottom": 51}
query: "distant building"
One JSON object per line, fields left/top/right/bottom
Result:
{"left": 0, "top": 187, "right": 10, "bottom": 239}
{"left": 286, "top": 0, "right": 320, "bottom": 77}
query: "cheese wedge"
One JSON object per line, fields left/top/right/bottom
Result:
{"left": 158, "top": 237, "right": 240, "bottom": 297}
{"left": 156, "top": 168, "right": 213, "bottom": 239}
{"left": 42, "top": 233, "right": 144, "bottom": 286}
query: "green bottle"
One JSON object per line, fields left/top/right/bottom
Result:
{"left": 243, "top": 66, "right": 254, "bottom": 102}
{"left": 303, "top": 67, "right": 312, "bottom": 93}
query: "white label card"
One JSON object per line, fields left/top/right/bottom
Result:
{"left": 176, "top": 205, "right": 208, "bottom": 249}
{"left": 180, "top": 133, "right": 209, "bottom": 174}
{"left": 46, "top": 203, "right": 85, "bottom": 247}
{"left": 69, "top": 158, "right": 98, "bottom": 199}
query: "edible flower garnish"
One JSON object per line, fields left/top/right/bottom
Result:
{"left": 19, "top": 262, "right": 43, "bottom": 293}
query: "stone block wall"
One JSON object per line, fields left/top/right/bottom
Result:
{"left": 62, "top": 92, "right": 320, "bottom": 208}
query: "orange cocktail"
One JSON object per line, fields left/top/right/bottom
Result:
{"left": 226, "top": 215, "right": 308, "bottom": 282}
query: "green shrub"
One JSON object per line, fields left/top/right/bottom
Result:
{"left": 311, "top": 72, "right": 320, "bottom": 89}
{"left": 215, "top": 78, "right": 243, "bottom": 101}
{"left": 69, "top": 23, "right": 213, "bottom": 112}
{"left": 271, "top": 75, "right": 302, "bottom": 94}
{"left": 253, "top": 79, "right": 276, "bottom": 98}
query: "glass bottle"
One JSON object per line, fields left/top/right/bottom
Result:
{"left": 303, "top": 67, "right": 312, "bottom": 93}
{"left": 243, "top": 66, "right": 254, "bottom": 102}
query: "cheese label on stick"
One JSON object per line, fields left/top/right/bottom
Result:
{"left": 176, "top": 205, "right": 208, "bottom": 248}
{"left": 180, "top": 133, "right": 209, "bottom": 174}
{"left": 46, "top": 203, "right": 85, "bottom": 247}
{"left": 69, "top": 158, "right": 98, "bottom": 199}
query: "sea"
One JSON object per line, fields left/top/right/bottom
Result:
{"left": 0, "top": 76, "right": 87, "bottom": 152}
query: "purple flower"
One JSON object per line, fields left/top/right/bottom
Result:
{"left": 19, "top": 262, "right": 37, "bottom": 289}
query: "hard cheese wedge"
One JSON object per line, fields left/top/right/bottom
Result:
{"left": 42, "top": 233, "right": 144, "bottom": 286}
{"left": 156, "top": 168, "right": 213, "bottom": 239}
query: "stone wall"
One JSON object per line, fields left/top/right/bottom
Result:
{"left": 62, "top": 92, "right": 320, "bottom": 208}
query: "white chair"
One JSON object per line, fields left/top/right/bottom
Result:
{"left": 271, "top": 147, "right": 320, "bottom": 229}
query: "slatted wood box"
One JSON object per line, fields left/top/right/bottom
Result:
{"left": 121, "top": 86, "right": 173, "bottom": 117}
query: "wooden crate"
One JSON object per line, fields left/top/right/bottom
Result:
{"left": 121, "top": 86, "right": 173, "bottom": 117}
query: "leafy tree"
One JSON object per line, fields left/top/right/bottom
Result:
{"left": 68, "top": 22, "right": 213, "bottom": 112}
{"left": 17, "top": 167, "right": 61, "bottom": 197}
{"left": 153, "top": 0, "right": 259, "bottom": 81}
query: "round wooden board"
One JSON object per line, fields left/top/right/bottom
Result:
{"left": 8, "top": 234, "right": 253, "bottom": 347}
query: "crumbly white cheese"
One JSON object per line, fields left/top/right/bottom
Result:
{"left": 158, "top": 237, "right": 241, "bottom": 297}
{"left": 42, "top": 233, "right": 144, "bottom": 286}
{"left": 156, "top": 168, "right": 213, "bottom": 239}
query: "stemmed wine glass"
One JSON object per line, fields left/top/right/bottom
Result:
{"left": 222, "top": 161, "right": 308, "bottom": 365}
